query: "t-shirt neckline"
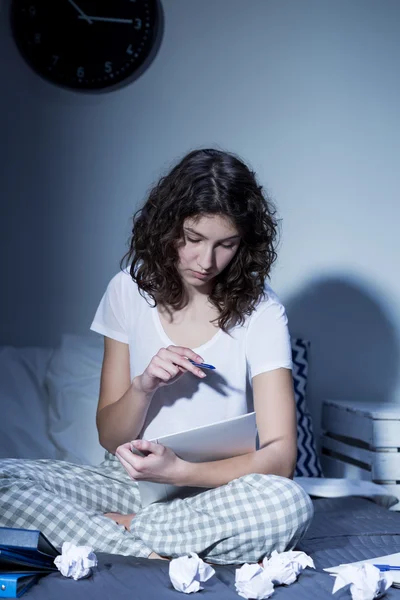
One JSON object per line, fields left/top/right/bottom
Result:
{"left": 152, "top": 306, "right": 222, "bottom": 353}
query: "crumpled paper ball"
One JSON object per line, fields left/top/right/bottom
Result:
{"left": 169, "top": 552, "right": 215, "bottom": 593}
{"left": 235, "top": 563, "right": 274, "bottom": 599}
{"left": 262, "top": 550, "right": 315, "bottom": 585}
{"left": 332, "top": 563, "right": 392, "bottom": 600}
{"left": 54, "top": 541, "right": 98, "bottom": 580}
{"left": 235, "top": 549, "right": 315, "bottom": 599}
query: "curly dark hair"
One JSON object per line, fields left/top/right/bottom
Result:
{"left": 120, "top": 148, "right": 279, "bottom": 332}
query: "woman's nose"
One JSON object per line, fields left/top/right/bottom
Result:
{"left": 197, "top": 246, "right": 214, "bottom": 271}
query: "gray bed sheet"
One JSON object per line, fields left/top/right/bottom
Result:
{"left": 23, "top": 497, "right": 400, "bottom": 599}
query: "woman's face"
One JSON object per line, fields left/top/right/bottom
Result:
{"left": 176, "top": 214, "right": 241, "bottom": 291}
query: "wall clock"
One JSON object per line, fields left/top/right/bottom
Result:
{"left": 10, "top": 0, "right": 162, "bottom": 91}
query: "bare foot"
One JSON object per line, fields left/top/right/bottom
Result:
{"left": 148, "top": 552, "right": 170, "bottom": 560}
{"left": 104, "top": 512, "right": 135, "bottom": 531}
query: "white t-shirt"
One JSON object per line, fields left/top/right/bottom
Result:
{"left": 90, "top": 269, "right": 292, "bottom": 440}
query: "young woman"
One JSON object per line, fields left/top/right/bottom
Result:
{"left": 0, "top": 149, "right": 313, "bottom": 564}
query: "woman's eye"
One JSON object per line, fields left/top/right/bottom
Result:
{"left": 186, "top": 237, "right": 236, "bottom": 249}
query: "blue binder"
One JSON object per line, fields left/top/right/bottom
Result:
{"left": 0, "top": 528, "right": 59, "bottom": 559}
{"left": 0, "top": 527, "right": 59, "bottom": 573}
{"left": 0, "top": 573, "right": 40, "bottom": 598}
{"left": 0, "top": 548, "right": 57, "bottom": 573}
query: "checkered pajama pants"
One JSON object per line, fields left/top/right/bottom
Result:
{"left": 0, "top": 452, "right": 313, "bottom": 564}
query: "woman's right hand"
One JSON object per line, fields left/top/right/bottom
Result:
{"left": 134, "top": 346, "right": 206, "bottom": 396}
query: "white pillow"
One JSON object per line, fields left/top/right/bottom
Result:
{"left": 0, "top": 346, "right": 57, "bottom": 459}
{"left": 45, "top": 333, "right": 106, "bottom": 465}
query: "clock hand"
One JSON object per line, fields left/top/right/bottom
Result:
{"left": 78, "top": 16, "right": 133, "bottom": 24}
{"left": 67, "top": 0, "right": 93, "bottom": 24}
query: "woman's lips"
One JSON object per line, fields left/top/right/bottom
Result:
{"left": 190, "top": 270, "right": 210, "bottom": 279}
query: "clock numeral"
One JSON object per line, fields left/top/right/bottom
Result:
{"left": 77, "top": 66, "right": 85, "bottom": 78}
{"left": 104, "top": 61, "right": 113, "bottom": 74}
{"left": 34, "top": 32, "right": 41, "bottom": 44}
{"left": 52, "top": 55, "right": 59, "bottom": 66}
{"left": 126, "top": 44, "right": 133, "bottom": 55}
{"left": 134, "top": 18, "right": 142, "bottom": 30}
{"left": 29, "top": 5, "right": 36, "bottom": 17}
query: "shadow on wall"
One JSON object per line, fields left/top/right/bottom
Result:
{"left": 285, "top": 274, "right": 400, "bottom": 445}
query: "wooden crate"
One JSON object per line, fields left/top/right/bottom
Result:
{"left": 321, "top": 399, "right": 400, "bottom": 510}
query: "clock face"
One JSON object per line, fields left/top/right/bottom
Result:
{"left": 10, "top": 0, "right": 161, "bottom": 91}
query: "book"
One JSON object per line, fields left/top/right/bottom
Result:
{"left": 0, "top": 528, "right": 60, "bottom": 574}
{"left": 0, "top": 573, "right": 41, "bottom": 598}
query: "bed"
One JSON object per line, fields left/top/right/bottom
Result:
{"left": 2, "top": 338, "right": 400, "bottom": 599}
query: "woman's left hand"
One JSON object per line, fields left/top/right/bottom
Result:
{"left": 115, "top": 438, "right": 186, "bottom": 485}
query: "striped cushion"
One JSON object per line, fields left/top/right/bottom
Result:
{"left": 291, "top": 338, "right": 323, "bottom": 477}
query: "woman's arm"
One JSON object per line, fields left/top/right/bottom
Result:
{"left": 177, "top": 367, "right": 297, "bottom": 487}
{"left": 96, "top": 337, "right": 153, "bottom": 454}
{"left": 96, "top": 337, "right": 206, "bottom": 454}
{"left": 116, "top": 367, "right": 298, "bottom": 487}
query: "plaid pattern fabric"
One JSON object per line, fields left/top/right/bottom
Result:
{"left": 0, "top": 453, "right": 313, "bottom": 564}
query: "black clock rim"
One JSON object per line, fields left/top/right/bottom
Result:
{"left": 9, "top": 0, "right": 163, "bottom": 92}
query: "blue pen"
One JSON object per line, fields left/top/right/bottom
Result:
{"left": 189, "top": 359, "right": 216, "bottom": 370}
{"left": 373, "top": 565, "right": 400, "bottom": 571}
